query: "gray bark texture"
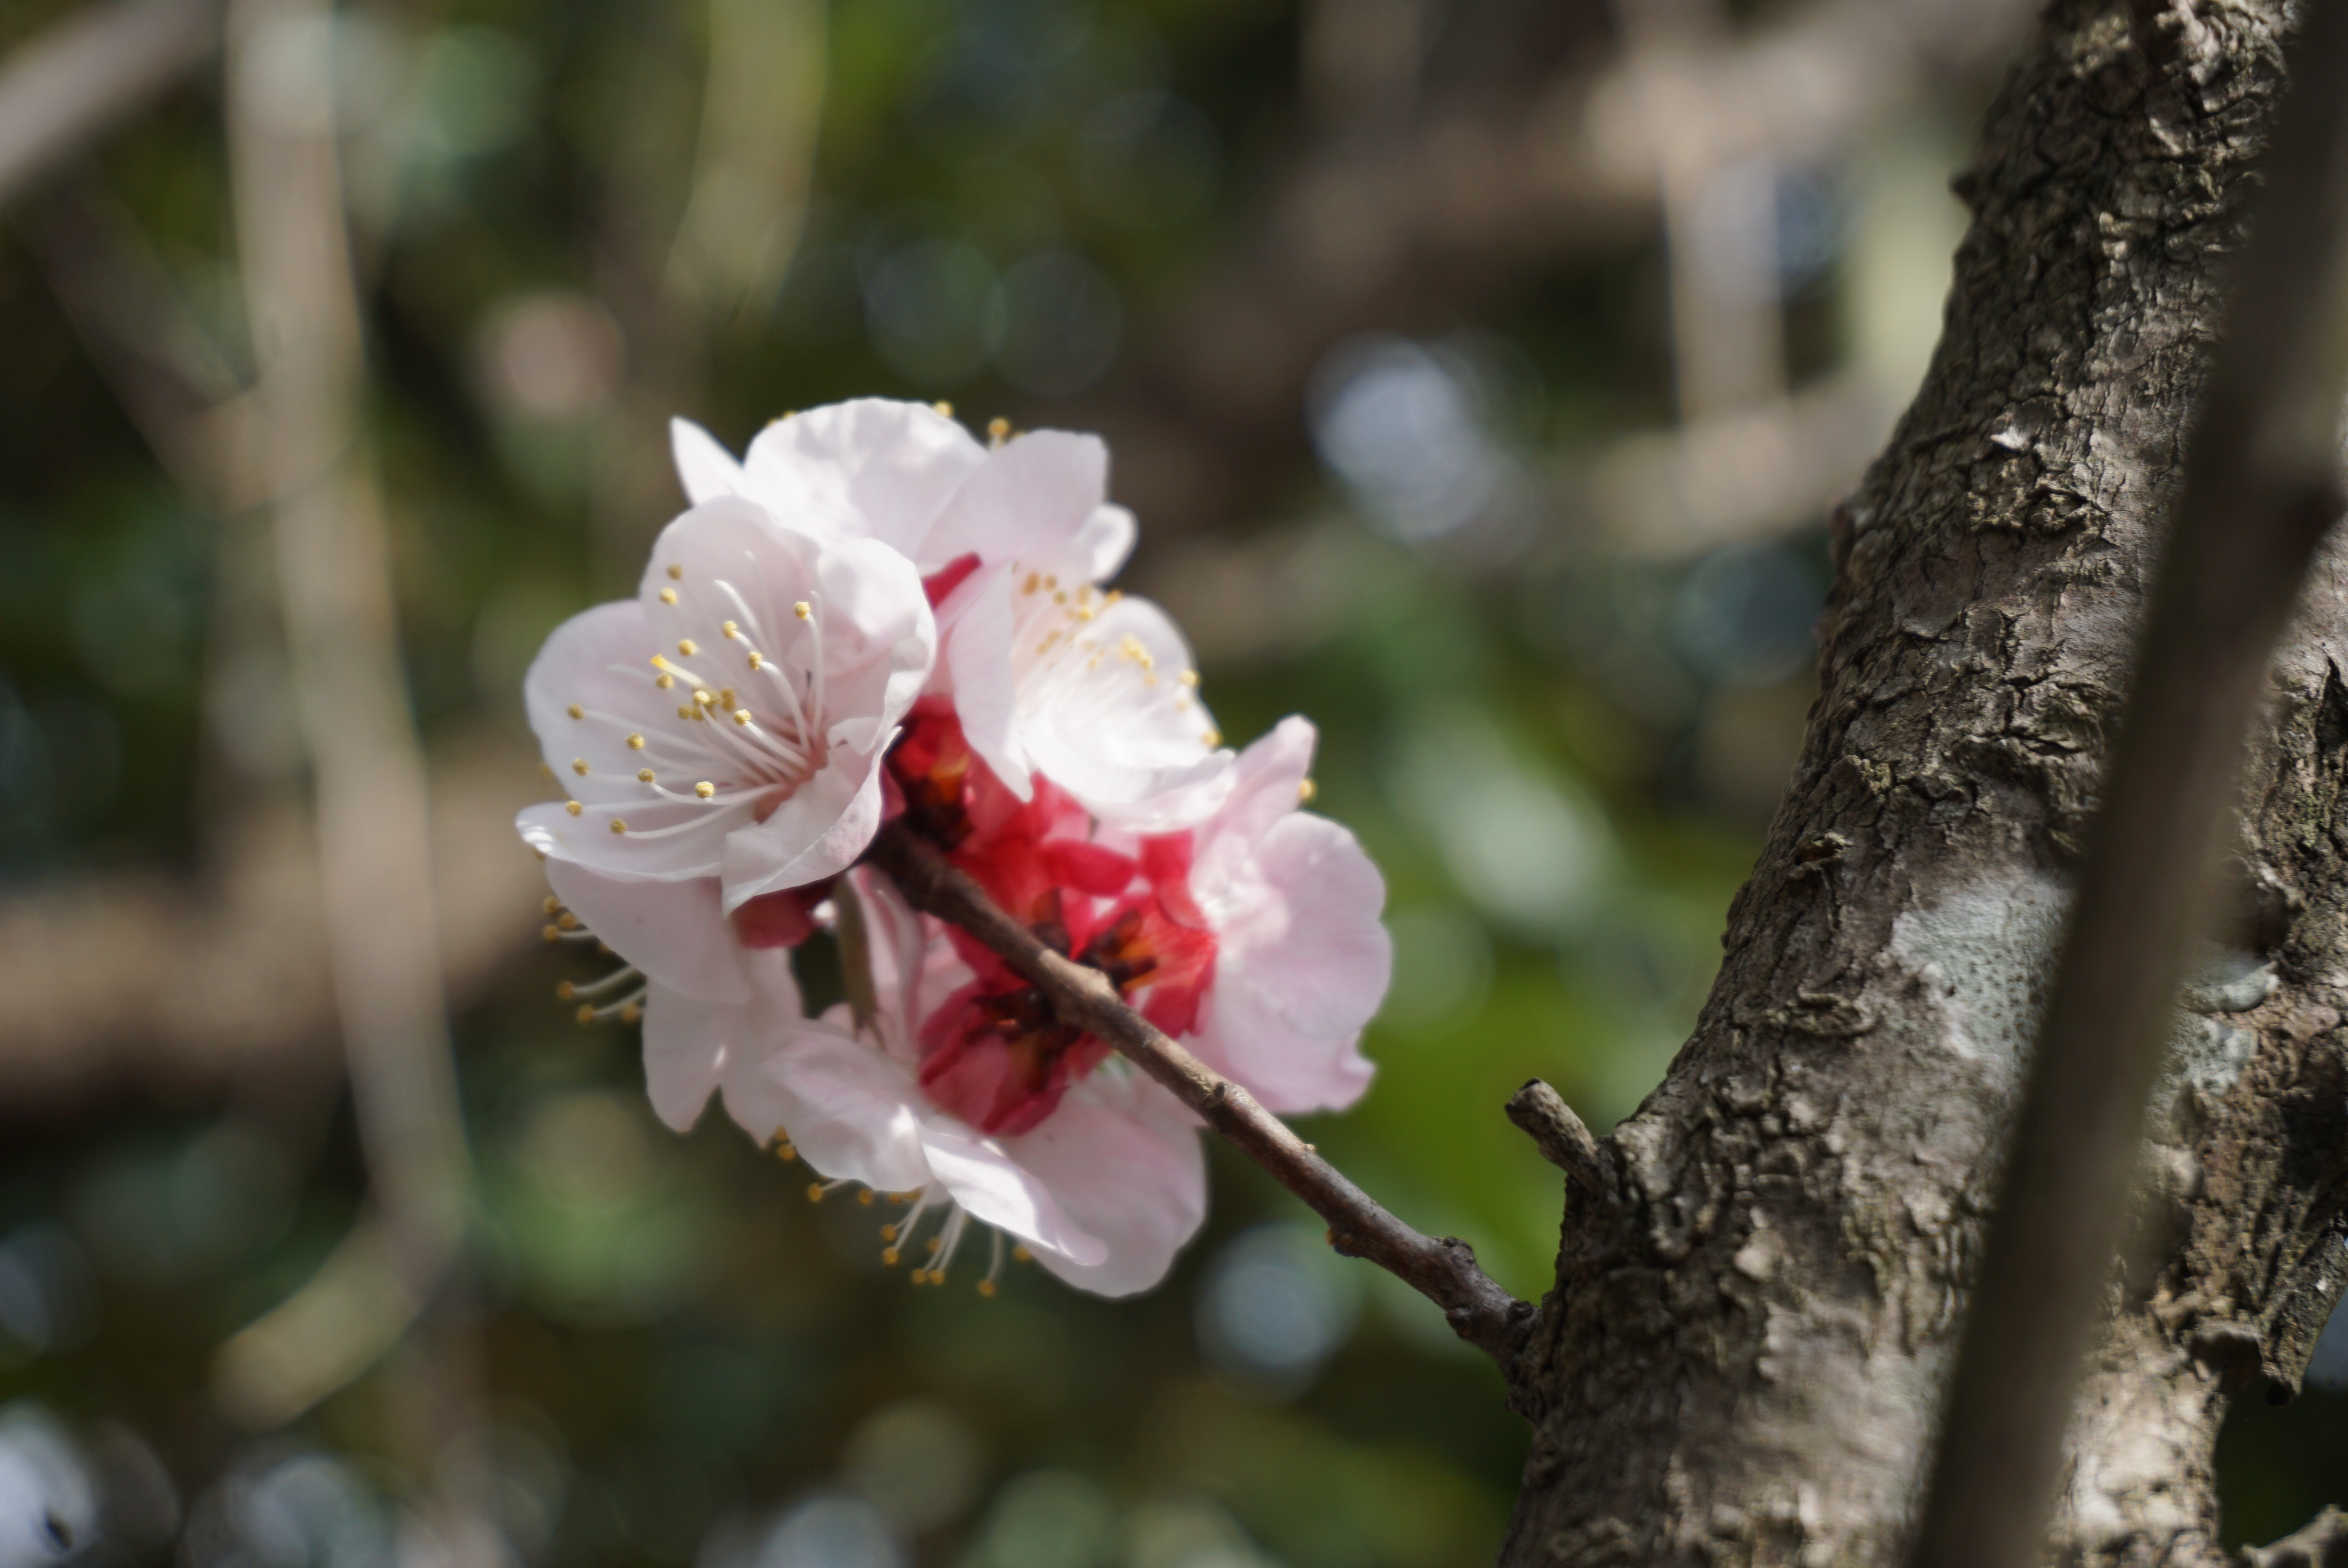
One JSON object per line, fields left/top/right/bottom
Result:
{"left": 1495, "top": 2, "right": 2348, "bottom": 1563}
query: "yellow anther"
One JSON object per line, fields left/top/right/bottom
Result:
{"left": 1054, "top": 590, "right": 1068, "bottom": 605}
{"left": 882, "top": 1247, "right": 901, "bottom": 1266}
{"left": 576, "top": 1005, "right": 595, "bottom": 1025}
{"left": 988, "top": 416, "right": 1011, "bottom": 446}
{"left": 718, "top": 688, "right": 737, "bottom": 708}
{"left": 747, "top": 652, "right": 764, "bottom": 671}
{"left": 667, "top": 564, "right": 683, "bottom": 580}
{"left": 775, "top": 1142, "right": 796, "bottom": 1160}
{"left": 572, "top": 759, "right": 589, "bottom": 775}
{"left": 542, "top": 924, "right": 562, "bottom": 942}
{"left": 857, "top": 1189, "right": 875, "bottom": 1206}
{"left": 543, "top": 895, "right": 562, "bottom": 915}
{"left": 557, "top": 981, "right": 576, "bottom": 1000}
{"left": 558, "top": 912, "right": 581, "bottom": 930}
{"left": 651, "top": 654, "right": 672, "bottom": 670}
{"left": 722, "top": 621, "right": 739, "bottom": 638}
{"left": 925, "top": 1236, "right": 941, "bottom": 1254}
{"left": 626, "top": 734, "right": 645, "bottom": 750}
{"left": 694, "top": 781, "right": 715, "bottom": 798}
{"left": 794, "top": 601, "right": 811, "bottom": 620}
{"left": 1045, "top": 575, "right": 1059, "bottom": 589}
{"left": 567, "top": 704, "right": 583, "bottom": 720}
{"left": 1022, "top": 572, "right": 1041, "bottom": 595}
{"left": 609, "top": 818, "right": 628, "bottom": 834}
{"left": 619, "top": 1003, "right": 641, "bottom": 1023}
{"left": 565, "top": 801, "right": 584, "bottom": 817}
{"left": 1297, "top": 777, "right": 1316, "bottom": 803}
{"left": 677, "top": 705, "right": 698, "bottom": 720}
{"left": 637, "top": 768, "right": 655, "bottom": 783}
{"left": 656, "top": 673, "right": 676, "bottom": 689}
{"left": 910, "top": 1270, "right": 931, "bottom": 1286}
{"left": 807, "top": 1183, "right": 826, "bottom": 1204}
{"left": 733, "top": 709, "right": 753, "bottom": 726}
{"left": 880, "top": 1223, "right": 899, "bottom": 1241}
{"left": 1012, "top": 1245, "right": 1033, "bottom": 1264}
{"left": 539, "top": 761, "right": 554, "bottom": 780}
{"left": 933, "top": 400, "right": 954, "bottom": 417}
{"left": 1104, "top": 589, "right": 1123, "bottom": 605}
{"left": 1202, "top": 728, "right": 1222, "bottom": 747}
{"left": 1178, "top": 670, "right": 1199, "bottom": 687}
{"left": 659, "top": 587, "right": 678, "bottom": 605}
{"left": 977, "top": 1279, "right": 997, "bottom": 1298}
{"left": 694, "top": 689, "right": 715, "bottom": 706}
{"left": 678, "top": 638, "right": 698, "bottom": 657}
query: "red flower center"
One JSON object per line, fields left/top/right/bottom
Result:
{"left": 886, "top": 701, "right": 1216, "bottom": 1135}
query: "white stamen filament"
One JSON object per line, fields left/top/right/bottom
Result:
{"left": 556, "top": 964, "right": 642, "bottom": 1000}
{"left": 928, "top": 1209, "right": 971, "bottom": 1285}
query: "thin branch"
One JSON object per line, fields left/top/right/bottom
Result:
{"left": 1907, "top": 8, "right": 2348, "bottom": 1566}
{"left": 0, "top": 0, "right": 222, "bottom": 215}
{"left": 863, "top": 820, "right": 1533, "bottom": 1361}
{"left": 2242, "top": 1508, "right": 2348, "bottom": 1568}
{"left": 1506, "top": 1080, "right": 1611, "bottom": 1198}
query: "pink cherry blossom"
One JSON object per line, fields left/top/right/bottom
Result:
{"left": 516, "top": 496, "right": 935, "bottom": 911}
{"left": 742, "top": 870, "right": 1209, "bottom": 1298}
{"left": 671, "top": 401, "right": 1232, "bottom": 830}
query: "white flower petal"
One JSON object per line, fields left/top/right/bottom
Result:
{"left": 922, "top": 430, "right": 1109, "bottom": 570}
{"left": 737, "top": 399, "right": 986, "bottom": 557}
{"left": 642, "top": 982, "right": 754, "bottom": 1132}
{"left": 915, "top": 1117, "right": 1111, "bottom": 1270}
{"left": 812, "top": 535, "right": 939, "bottom": 730}
{"left": 762, "top": 1025, "right": 938, "bottom": 1194}
{"left": 1000, "top": 1080, "right": 1207, "bottom": 1296}
{"left": 939, "top": 566, "right": 1033, "bottom": 797}
{"left": 1070, "top": 504, "right": 1137, "bottom": 584}
{"left": 1015, "top": 594, "right": 1234, "bottom": 828}
{"left": 671, "top": 417, "right": 748, "bottom": 506}
{"left": 543, "top": 862, "right": 748, "bottom": 1003}
{"left": 720, "top": 756, "right": 885, "bottom": 910}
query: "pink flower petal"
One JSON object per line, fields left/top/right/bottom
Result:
{"left": 1214, "top": 813, "right": 1391, "bottom": 1040}
{"left": 1000, "top": 1080, "right": 1207, "bottom": 1296}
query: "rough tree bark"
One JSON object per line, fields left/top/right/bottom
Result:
{"left": 1497, "top": 2, "right": 2348, "bottom": 1563}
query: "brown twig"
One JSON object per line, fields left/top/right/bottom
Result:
{"left": 863, "top": 820, "right": 1533, "bottom": 1361}
{"left": 1906, "top": 6, "right": 2348, "bottom": 1566}
{"left": 2242, "top": 1508, "right": 2348, "bottom": 1568}
{"left": 1506, "top": 1080, "right": 1611, "bottom": 1198}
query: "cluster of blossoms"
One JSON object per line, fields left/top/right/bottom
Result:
{"left": 519, "top": 400, "right": 1389, "bottom": 1297}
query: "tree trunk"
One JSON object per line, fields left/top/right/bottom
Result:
{"left": 1497, "top": 2, "right": 2348, "bottom": 1562}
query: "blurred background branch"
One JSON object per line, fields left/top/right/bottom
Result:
{"left": 0, "top": 0, "right": 221, "bottom": 212}
{"left": 210, "top": 8, "right": 483, "bottom": 1544}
